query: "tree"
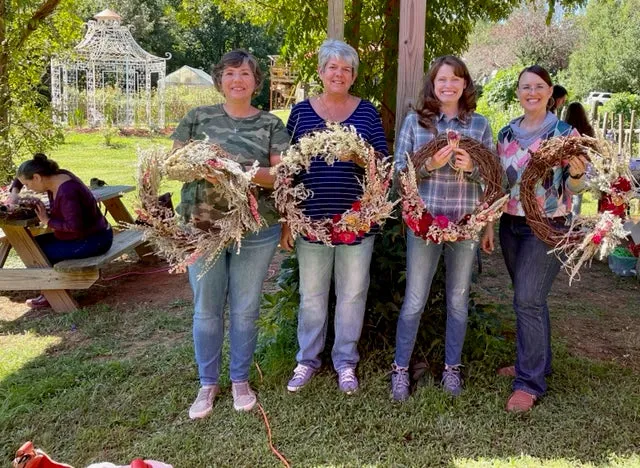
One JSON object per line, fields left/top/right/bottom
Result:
{"left": 196, "top": 0, "right": 584, "bottom": 145}
{"left": 565, "top": 0, "right": 640, "bottom": 98}
{"left": 0, "top": 0, "right": 81, "bottom": 182}
{"left": 465, "top": 2, "right": 579, "bottom": 81}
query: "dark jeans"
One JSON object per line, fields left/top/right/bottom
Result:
{"left": 36, "top": 227, "right": 113, "bottom": 265}
{"left": 499, "top": 214, "right": 561, "bottom": 397}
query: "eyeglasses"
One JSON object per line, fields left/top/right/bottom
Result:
{"left": 519, "top": 84, "right": 549, "bottom": 93}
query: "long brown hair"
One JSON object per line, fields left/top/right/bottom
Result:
{"left": 565, "top": 102, "right": 595, "bottom": 137}
{"left": 415, "top": 55, "right": 477, "bottom": 133}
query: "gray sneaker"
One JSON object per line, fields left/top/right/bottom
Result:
{"left": 441, "top": 365, "right": 463, "bottom": 397}
{"left": 231, "top": 381, "right": 257, "bottom": 411}
{"left": 287, "top": 364, "right": 315, "bottom": 392}
{"left": 189, "top": 385, "right": 220, "bottom": 419}
{"left": 337, "top": 367, "right": 358, "bottom": 394}
{"left": 391, "top": 363, "right": 410, "bottom": 401}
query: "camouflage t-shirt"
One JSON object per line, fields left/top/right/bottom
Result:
{"left": 171, "top": 104, "right": 290, "bottom": 226}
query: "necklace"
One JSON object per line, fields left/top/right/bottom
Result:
{"left": 319, "top": 94, "right": 350, "bottom": 123}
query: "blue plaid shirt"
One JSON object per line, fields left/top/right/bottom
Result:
{"left": 394, "top": 111, "right": 494, "bottom": 221}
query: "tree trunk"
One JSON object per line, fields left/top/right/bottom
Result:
{"left": 380, "top": 0, "right": 400, "bottom": 150}
{"left": 344, "top": 0, "right": 362, "bottom": 52}
{"left": 0, "top": 0, "right": 12, "bottom": 183}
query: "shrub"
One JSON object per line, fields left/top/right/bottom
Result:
{"left": 601, "top": 92, "right": 640, "bottom": 124}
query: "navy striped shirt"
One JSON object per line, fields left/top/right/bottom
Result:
{"left": 286, "top": 99, "right": 388, "bottom": 244}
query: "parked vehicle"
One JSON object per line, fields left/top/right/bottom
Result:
{"left": 586, "top": 91, "right": 612, "bottom": 106}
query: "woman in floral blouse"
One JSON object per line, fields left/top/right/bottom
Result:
{"left": 481, "top": 65, "right": 588, "bottom": 412}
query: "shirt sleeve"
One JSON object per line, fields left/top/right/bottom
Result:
{"left": 270, "top": 117, "right": 291, "bottom": 155}
{"left": 394, "top": 112, "right": 416, "bottom": 173}
{"left": 47, "top": 186, "right": 86, "bottom": 233}
{"left": 171, "top": 107, "right": 198, "bottom": 143}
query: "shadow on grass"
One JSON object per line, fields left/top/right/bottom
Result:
{"left": 1, "top": 300, "right": 639, "bottom": 467}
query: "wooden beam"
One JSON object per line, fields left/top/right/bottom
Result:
{"left": 0, "top": 268, "right": 99, "bottom": 290}
{"left": 395, "top": 0, "right": 426, "bottom": 140}
{"left": 328, "top": 0, "right": 345, "bottom": 40}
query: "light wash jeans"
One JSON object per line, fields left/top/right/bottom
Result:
{"left": 499, "top": 214, "right": 561, "bottom": 397}
{"left": 188, "top": 224, "right": 280, "bottom": 386}
{"left": 295, "top": 235, "right": 375, "bottom": 371}
{"left": 394, "top": 231, "right": 477, "bottom": 368}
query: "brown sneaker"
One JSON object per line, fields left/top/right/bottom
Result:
{"left": 26, "top": 294, "right": 50, "bottom": 309}
{"left": 497, "top": 365, "right": 516, "bottom": 377}
{"left": 506, "top": 390, "right": 537, "bottom": 412}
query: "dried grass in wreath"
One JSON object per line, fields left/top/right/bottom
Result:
{"left": 273, "top": 122, "right": 396, "bottom": 245}
{"left": 131, "top": 142, "right": 263, "bottom": 276}
{"left": 525, "top": 136, "right": 638, "bottom": 284}
{"left": 398, "top": 135, "right": 508, "bottom": 243}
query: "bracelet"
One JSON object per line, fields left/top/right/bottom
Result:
{"left": 569, "top": 173, "right": 584, "bottom": 180}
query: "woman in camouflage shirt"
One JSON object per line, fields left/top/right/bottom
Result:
{"left": 171, "top": 50, "right": 290, "bottom": 419}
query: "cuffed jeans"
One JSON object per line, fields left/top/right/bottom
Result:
{"left": 395, "top": 231, "right": 477, "bottom": 368}
{"left": 188, "top": 224, "right": 280, "bottom": 386}
{"left": 295, "top": 235, "right": 375, "bottom": 371}
{"left": 499, "top": 214, "right": 561, "bottom": 397}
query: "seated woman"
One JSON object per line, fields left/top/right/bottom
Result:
{"left": 10, "top": 153, "right": 113, "bottom": 309}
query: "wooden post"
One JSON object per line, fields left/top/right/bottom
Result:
{"left": 328, "top": 0, "right": 345, "bottom": 40}
{"left": 602, "top": 112, "right": 609, "bottom": 137}
{"left": 619, "top": 113, "right": 624, "bottom": 154}
{"left": 395, "top": 0, "right": 427, "bottom": 141}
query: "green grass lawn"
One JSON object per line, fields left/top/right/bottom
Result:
{"left": 1, "top": 130, "right": 638, "bottom": 466}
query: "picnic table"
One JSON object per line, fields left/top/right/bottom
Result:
{"left": 0, "top": 185, "right": 150, "bottom": 312}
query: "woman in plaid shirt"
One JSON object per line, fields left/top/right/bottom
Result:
{"left": 391, "top": 56, "right": 495, "bottom": 401}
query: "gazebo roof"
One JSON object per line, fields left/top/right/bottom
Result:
{"left": 72, "top": 9, "right": 168, "bottom": 64}
{"left": 160, "top": 65, "right": 213, "bottom": 86}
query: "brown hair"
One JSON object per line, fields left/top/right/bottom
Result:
{"left": 210, "top": 49, "right": 264, "bottom": 95}
{"left": 17, "top": 153, "right": 60, "bottom": 180}
{"left": 565, "top": 102, "right": 595, "bottom": 137}
{"left": 517, "top": 65, "right": 554, "bottom": 111}
{"left": 415, "top": 55, "right": 477, "bottom": 133}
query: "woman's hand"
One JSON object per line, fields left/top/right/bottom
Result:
{"left": 453, "top": 148, "right": 474, "bottom": 172}
{"left": 568, "top": 155, "right": 589, "bottom": 178}
{"left": 204, "top": 174, "right": 218, "bottom": 185}
{"left": 34, "top": 201, "right": 49, "bottom": 225}
{"left": 481, "top": 223, "right": 495, "bottom": 254}
{"left": 280, "top": 223, "right": 295, "bottom": 251}
{"left": 425, "top": 144, "right": 452, "bottom": 171}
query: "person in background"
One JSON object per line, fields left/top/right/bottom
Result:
{"left": 481, "top": 65, "right": 588, "bottom": 412}
{"left": 391, "top": 55, "right": 495, "bottom": 401}
{"left": 10, "top": 153, "right": 113, "bottom": 309}
{"left": 171, "top": 50, "right": 290, "bottom": 419}
{"left": 550, "top": 85, "right": 568, "bottom": 114}
{"left": 564, "top": 101, "right": 595, "bottom": 215}
{"left": 282, "top": 39, "right": 388, "bottom": 395}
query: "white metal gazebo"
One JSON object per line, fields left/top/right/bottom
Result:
{"left": 51, "top": 9, "right": 170, "bottom": 128}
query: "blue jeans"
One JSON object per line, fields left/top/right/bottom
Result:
{"left": 395, "top": 231, "right": 477, "bottom": 368}
{"left": 37, "top": 228, "right": 113, "bottom": 265}
{"left": 295, "top": 235, "right": 375, "bottom": 371}
{"left": 499, "top": 214, "right": 561, "bottom": 397}
{"left": 188, "top": 224, "right": 280, "bottom": 386}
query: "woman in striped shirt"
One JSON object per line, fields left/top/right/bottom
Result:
{"left": 282, "top": 39, "right": 388, "bottom": 395}
{"left": 391, "top": 56, "right": 494, "bottom": 401}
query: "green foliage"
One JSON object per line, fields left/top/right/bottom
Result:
{"left": 482, "top": 66, "right": 520, "bottom": 110}
{"left": 601, "top": 92, "right": 640, "bottom": 123}
{"left": 565, "top": 0, "right": 640, "bottom": 99}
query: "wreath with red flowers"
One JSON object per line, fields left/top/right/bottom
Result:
{"left": 398, "top": 131, "right": 508, "bottom": 243}
{"left": 273, "top": 123, "right": 396, "bottom": 246}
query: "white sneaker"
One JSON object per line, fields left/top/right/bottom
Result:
{"left": 188, "top": 385, "right": 219, "bottom": 420}
{"left": 231, "top": 381, "right": 257, "bottom": 411}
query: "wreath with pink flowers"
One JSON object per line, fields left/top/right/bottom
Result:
{"left": 273, "top": 123, "right": 396, "bottom": 245}
{"left": 398, "top": 131, "right": 508, "bottom": 243}
{"left": 522, "top": 135, "right": 638, "bottom": 283}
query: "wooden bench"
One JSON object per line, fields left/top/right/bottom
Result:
{"left": 54, "top": 229, "right": 145, "bottom": 275}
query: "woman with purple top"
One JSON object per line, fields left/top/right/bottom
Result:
{"left": 391, "top": 56, "right": 494, "bottom": 401}
{"left": 281, "top": 39, "right": 388, "bottom": 395}
{"left": 11, "top": 153, "right": 113, "bottom": 309}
